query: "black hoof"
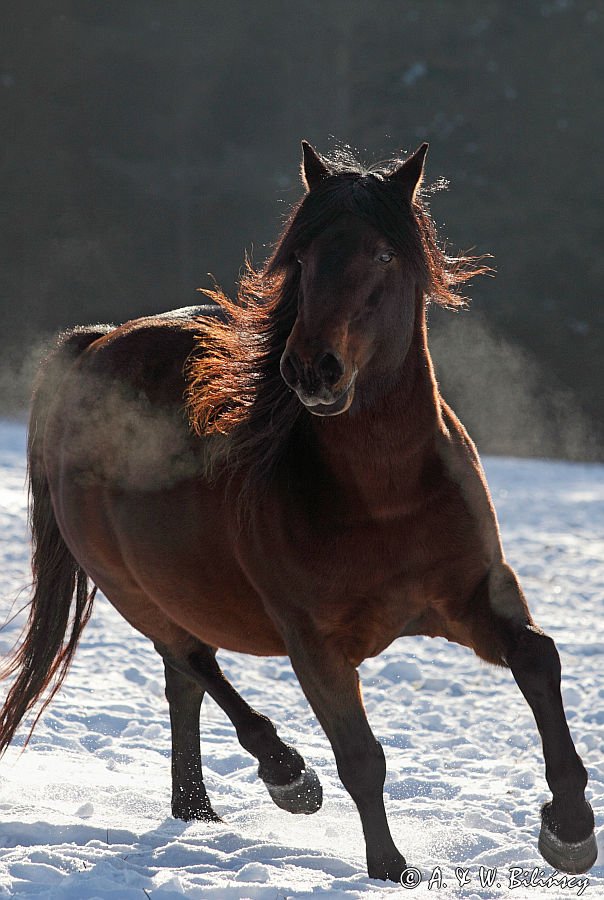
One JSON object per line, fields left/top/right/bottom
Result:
{"left": 264, "top": 766, "right": 323, "bottom": 814}
{"left": 367, "top": 854, "right": 408, "bottom": 883}
{"left": 539, "top": 823, "right": 598, "bottom": 875}
{"left": 538, "top": 803, "right": 598, "bottom": 874}
{"left": 172, "top": 799, "right": 223, "bottom": 823}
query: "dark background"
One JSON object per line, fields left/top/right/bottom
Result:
{"left": 2, "top": 1, "right": 602, "bottom": 458}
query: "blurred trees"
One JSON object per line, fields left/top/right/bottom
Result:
{"left": 1, "top": 0, "right": 602, "bottom": 456}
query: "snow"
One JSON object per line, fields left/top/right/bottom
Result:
{"left": 0, "top": 418, "right": 602, "bottom": 898}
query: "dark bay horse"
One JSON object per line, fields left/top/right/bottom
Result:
{"left": 0, "top": 141, "right": 597, "bottom": 881}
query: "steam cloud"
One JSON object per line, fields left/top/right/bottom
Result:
{"left": 429, "top": 309, "right": 601, "bottom": 462}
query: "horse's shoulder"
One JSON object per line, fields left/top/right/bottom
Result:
{"left": 435, "top": 400, "right": 503, "bottom": 562}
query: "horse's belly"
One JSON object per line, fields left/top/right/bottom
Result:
{"left": 51, "top": 476, "right": 287, "bottom": 657}
{"left": 108, "top": 577, "right": 287, "bottom": 657}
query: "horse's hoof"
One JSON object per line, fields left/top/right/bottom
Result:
{"left": 264, "top": 767, "right": 323, "bottom": 814}
{"left": 538, "top": 820, "right": 598, "bottom": 875}
{"left": 172, "top": 800, "right": 223, "bottom": 824}
{"left": 367, "top": 854, "right": 409, "bottom": 883}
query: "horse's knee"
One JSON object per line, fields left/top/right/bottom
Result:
{"left": 487, "top": 562, "right": 530, "bottom": 621}
{"left": 463, "top": 567, "right": 532, "bottom": 667}
{"left": 507, "top": 627, "right": 561, "bottom": 688}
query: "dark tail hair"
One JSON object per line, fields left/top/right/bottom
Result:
{"left": 0, "top": 326, "right": 111, "bottom": 755}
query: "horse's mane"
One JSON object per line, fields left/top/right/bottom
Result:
{"left": 186, "top": 148, "right": 486, "bottom": 505}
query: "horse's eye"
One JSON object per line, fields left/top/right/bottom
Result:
{"left": 295, "top": 255, "right": 303, "bottom": 265}
{"left": 377, "top": 251, "right": 395, "bottom": 263}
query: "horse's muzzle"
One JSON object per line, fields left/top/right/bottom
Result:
{"left": 294, "top": 373, "right": 357, "bottom": 417}
{"left": 280, "top": 349, "right": 356, "bottom": 415}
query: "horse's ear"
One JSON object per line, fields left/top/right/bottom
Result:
{"left": 301, "top": 140, "right": 331, "bottom": 192}
{"left": 389, "top": 142, "right": 429, "bottom": 202}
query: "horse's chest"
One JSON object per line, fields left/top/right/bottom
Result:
{"left": 250, "top": 489, "right": 485, "bottom": 652}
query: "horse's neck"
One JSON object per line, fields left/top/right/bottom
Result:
{"left": 311, "top": 310, "right": 443, "bottom": 518}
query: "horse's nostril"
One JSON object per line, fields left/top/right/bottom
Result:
{"left": 280, "top": 351, "right": 301, "bottom": 388}
{"left": 317, "top": 351, "right": 345, "bottom": 387}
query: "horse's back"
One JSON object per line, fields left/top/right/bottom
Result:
{"left": 77, "top": 303, "right": 225, "bottom": 404}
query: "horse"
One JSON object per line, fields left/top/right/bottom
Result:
{"left": 0, "top": 140, "right": 596, "bottom": 882}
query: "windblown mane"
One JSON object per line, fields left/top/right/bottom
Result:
{"left": 186, "top": 149, "right": 486, "bottom": 504}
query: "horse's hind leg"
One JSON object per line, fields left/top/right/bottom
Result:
{"left": 163, "top": 656, "right": 222, "bottom": 822}
{"left": 467, "top": 565, "right": 597, "bottom": 875}
{"left": 156, "top": 640, "right": 322, "bottom": 816}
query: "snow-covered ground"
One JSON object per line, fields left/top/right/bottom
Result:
{"left": 0, "top": 418, "right": 602, "bottom": 899}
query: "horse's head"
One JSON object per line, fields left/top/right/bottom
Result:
{"left": 187, "top": 140, "right": 484, "bottom": 499}
{"left": 279, "top": 141, "right": 429, "bottom": 417}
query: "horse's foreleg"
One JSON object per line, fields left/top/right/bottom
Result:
{"left": 504, "top": 623, "right": 597, "bottom": 874}
{"left": 162, "top": 655, "right": 222, "bottom": 822}
{"left": 285, "top": 622, "right": 407, "bottom": 883}
{"left": 161, "top": 641, "right": 322, "bottom": 815}
{"left": 468, "top": 569, "right": 597, "bottom": 875}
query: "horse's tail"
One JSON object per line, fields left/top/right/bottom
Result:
{"left": 0, "top": 326, "right": 112, "bottom": 755}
